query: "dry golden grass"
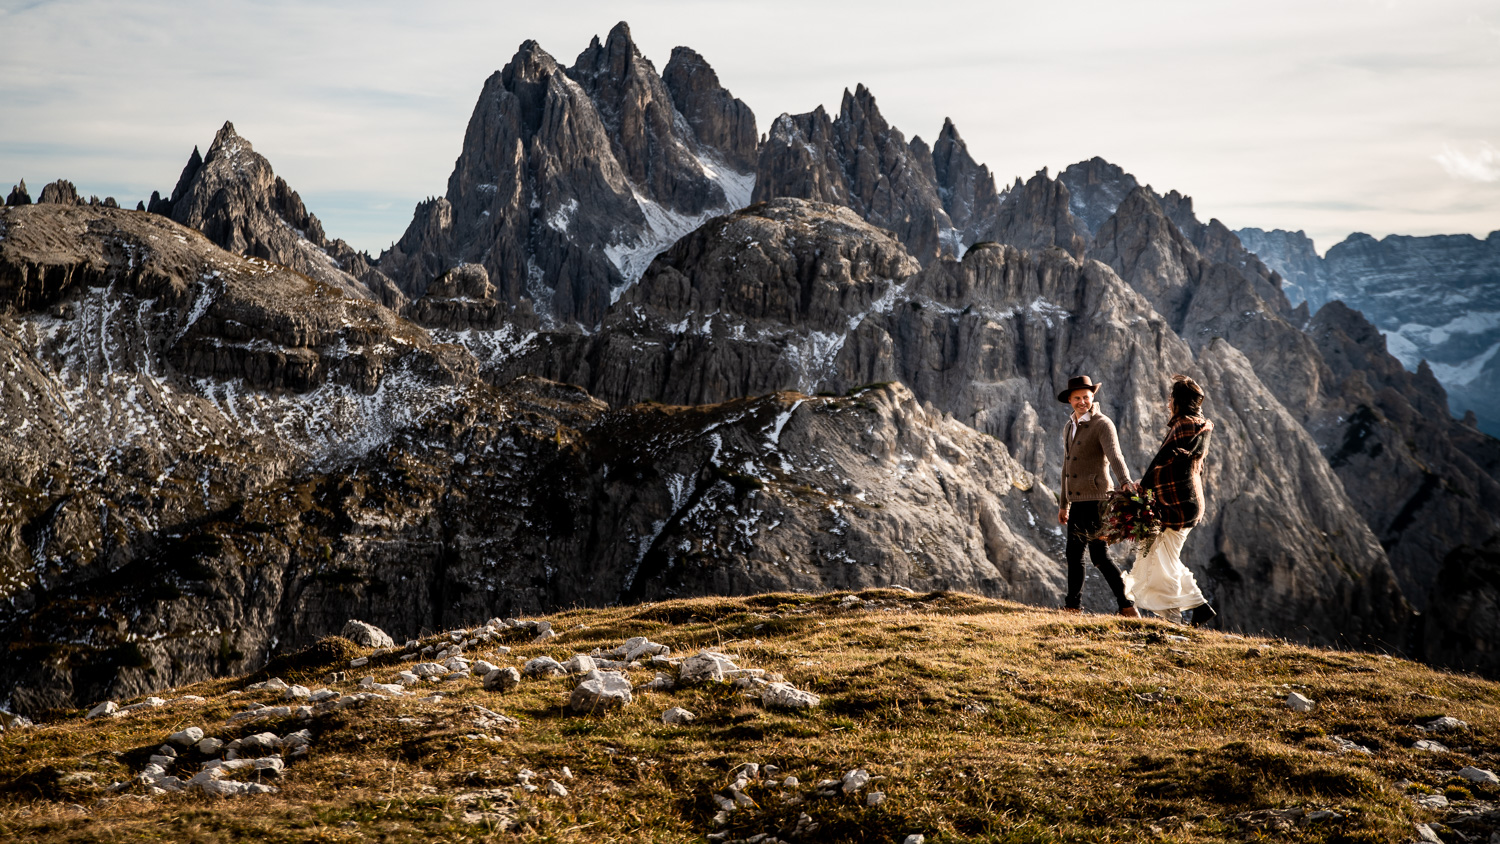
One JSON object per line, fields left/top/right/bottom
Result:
{"left": 0, "top": 590, "right": 1495, "bottom": 843}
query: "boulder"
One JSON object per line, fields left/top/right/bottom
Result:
{"left": 484, "top": 667, "right": 522, "bottom": 692}
{"left": 569, "top": 671, "right": 633, "bottom": 713}
{"left": 761, "top": 683, "right": 820, "bottom": 710}
{"left": 342, "top": 620, "right": 396, "bottom": 649}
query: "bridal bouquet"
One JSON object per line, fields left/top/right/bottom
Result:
{"left": 1093, "top": 488, "right": 1162, "bottom": 554}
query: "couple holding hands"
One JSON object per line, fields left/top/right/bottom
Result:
{"left": 1057, "top": 373, "right": 1217, "bottom": 626}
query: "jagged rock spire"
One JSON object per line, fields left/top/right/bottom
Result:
{"left": 4, "top": 180, "right": 30, "bottom": 206}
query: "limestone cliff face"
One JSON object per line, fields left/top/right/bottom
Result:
{"left": 662, "top": 46, "right": 758, "bottom": 172}
{"left": 1057, "top": 157, "right": 1139, "bottom": 236}
{"left": 754, "top": 86, "right": 958, "bottom": 263}
{"left": 493, "top": 198, "right": 1410, "bottom": 650}
{"left": 987, "top": 170, "right": 1090, "bottom": 260}
{"left": 1305, "top": 301, "right": 1500, "bottom": 622}
{"left": 930, "top": 118, "right": 1002, "bottom": 252}
{"left": 0, "top": 203, "right": 1062, "bottom": 715}
{"left": 146, "top": 123, "right": 404, "bottom": 308}
{"left": 379, "top": 26, "right": 755, "bottom": 328}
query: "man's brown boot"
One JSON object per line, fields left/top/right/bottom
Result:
{"left": 1119, "top": 606, "right": 1140, "bottom": 618}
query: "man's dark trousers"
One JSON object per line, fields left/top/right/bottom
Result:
{"left": 1064, "top": 500, "right": 1133, "bottom": 610}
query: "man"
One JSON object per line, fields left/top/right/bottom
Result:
{"left": 1056, "top": 375, "right": 1139, "bottom": 617}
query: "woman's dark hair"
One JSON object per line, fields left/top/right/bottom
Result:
{"left": 1170, "top": 374, "right": 1205, "bottom": 417}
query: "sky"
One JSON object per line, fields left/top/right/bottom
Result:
{"left": 2, "top": 0, "right": 1498, "bottom": 256}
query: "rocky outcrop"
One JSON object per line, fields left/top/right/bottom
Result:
{"left": 36, "top": 180, "right": 82, "bottom": 206}
{"left": 0, "top": 202, "right": 1064, "bottom": 715}
{"left": 1304, "top": 301, "right": 1500, "bottom": 621}
{"left": 567, "top": 23, "right": 734, "bottom": 217}
{"left": 754, "top": 86, "right": 957, "bottom": 263}
{"left": 930, "top": 118, "right": 1002, "bottom": 252}
{"left": 148, "top": 122, "right": 404, "bottom": 308}
{"left": 5, "top": 180, "right": 30, "bottom": 207}
{"left": 1057, "top": 157, "right": 1139, "bottom": 236}
{"left": 662, "top": 46, "right": 758, "bottom": 172}
{"left": 987, "top": 170, "right": 1089, "bottom": 259}
{"left": 378, "top": 27, "right": 754, "bottom": 328}
{"left": 1233, "top": 227, "right": 1327, "bottom": 309}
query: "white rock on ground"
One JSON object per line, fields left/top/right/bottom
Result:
{"left": 762, "top": 683, "right": 821, "bottom": 710}
{"left": 1424, "top": 716, "right": 1468, "bottom": 732}
{"left": 196, "top": 737, "right": 224, "bottom": 756}
{"left": 662, "top": 707, "right": 696, "bottom": 725}
{"left": 569, "top": 671, "right": 633, "bottom": 713}
{"left": 167, "top": 727, "right": 204, "bottom": 746}
{"left": 841, "top": 768, "right": 871, "bottom": 793}
{"left": 341, "top": 620, "right": 395, "bottom": 649}
{"left": 484, "top": 667, "right": 522, "bottom": 692}
{"left": 86, "top": 701, "right": 118, "bottom": 719}
{"left": 1459, "top": 766, "right": 1500, "bottom": 785}
{"left": 247, "top": 678, "right": 288, "bottom": 692}
{"left": 904, "top": 835, "right": 926, "bottom": 844}
{"left": 680, "top": 651, "right": 738, "bottom": 684}
{"left": 867, "top": 791, "right": 886, "bottom": 807}
{"left": 523, "top": 657, "right": 567, "bottom": 678}
{"left": 1413, "top": 739, "right": 1449, "bottom": 752}
{"left": 285, "top": 685, "right": 310, "bottom": 700}
{"left": 1285, "top": 692, "right": 1315, "bottom": 712}
{"left": 547, "top": 780, "right": 569, "bottom": 797}
{"left": 561, "top": 654, "right": 597, "bottom": 674}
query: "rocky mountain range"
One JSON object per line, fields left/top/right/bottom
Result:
{"left": 2, "top": 21, "right": 1498, "bottom": 713}
{"left": 1237, "top": 226, "right": 1500, "bottom": 438}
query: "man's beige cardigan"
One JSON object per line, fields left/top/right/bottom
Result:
{"left": 1060, "top": 405, "right": 1132, "bottom": 510}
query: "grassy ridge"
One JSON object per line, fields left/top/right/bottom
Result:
{"left": 0, "top": 590, "right": 1495, "bottom": 843}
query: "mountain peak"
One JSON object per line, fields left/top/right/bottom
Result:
{"left": 208, "top": 121, "right": 249, "bottom": 158}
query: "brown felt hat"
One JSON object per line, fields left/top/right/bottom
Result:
{"left": 1057, "top": 375, "right": 1102, "bottom": 404}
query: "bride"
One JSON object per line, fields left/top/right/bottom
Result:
{"left": 1124, "top": 375, "right": 1217, "bottom": 626}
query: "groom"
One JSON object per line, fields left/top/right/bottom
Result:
{"left": 1057, "top": 375, "right": 1139, "bottom": 617}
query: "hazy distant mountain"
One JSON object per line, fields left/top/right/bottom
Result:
{"left": 1239, "top": 226, "right": 1500, "bottom": 438}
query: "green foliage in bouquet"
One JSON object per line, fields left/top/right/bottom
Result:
{"left": 1092, "top": 487, "right": 1163, "bottom": 555}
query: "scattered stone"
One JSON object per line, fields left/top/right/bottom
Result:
{"left": 1413, "top": 739, "right": 1450, "bottom": 752}
{"left": 570, "top": 671, "right": 633, "bottom": 713}
{"left": 534, "top": 628, "right": 558, "bottom": 643}
{"left": 119, "top": 697, "right": 168, "bottom": 714}
{"left": 1330, "top": 736, "right": 1373, "bottom": 755}
{"left": 285, "top": 685, "right": 311, "bottom": 700}
{"left": 349, "top": 657, "right": 369, "bottom": 668}
{"left": 412, "top": 662, "right": 446, "bottom": 678}
{"left": 1460, "top": 766, "right": 1500, "bottom": 785}
{"left": 1424, "top": 716, "right": 1468, "bottom": 733}
{"left": 86, "top": 701, "right": 118, "bottom": 719}
{"left": 561, "top": 654, "right": 597, "bottom": 674}
{"left": 1414, "top": 823, "right": 1443, "bottom": 843}
{"left": 309, "top": 688, "right": 337, "bottom": 703}
{"left": 523, "top": 657, "right": 567, "bottom": 678}
{"left": 247, "top": 678, "right": 289, "bottom": 692}
{"left": 443, "top": 672, "right": 468, "bottom": 682}
{"left": 547, "top": 780, "right": 569, "bottom": 797}
{"left": 1285, "top": 692, "right": 1315, "bottom": 713}
{"left": 680, "top": 651, "right": 738, "bottom": 684}
{"left": 662, "top": 707, "right": 696, "bottom": 725}
{"left": 484, "top": 667, "right": 522, "bottom": 692}
{"left": 903, "top": 835, "right": 925, "bottom": 844}
{"left": 761, "top": 683, "right": 820, "bottom": 710}
{"left": 227, "top": 732, "right": 281, "bottom": 754}
{"left": 867, "top": 791, "right": 886, "bottom": 807}
{"left": 472, "top": 660, "right": 498, "bottom": 676}
{"left": 167, "top": 726, "right": 204, "bottom": 746}
{"left": 841, "top": 768, "right": 871, "bottom": 794}
{"left": 1411, "top": 792, "right": 1449, "bottom": 810}
{"left": 196, "top": 737, "right": 224, "bottom": 756}
{"left": 341, "top": 620, "right": 396, "bottom": 649}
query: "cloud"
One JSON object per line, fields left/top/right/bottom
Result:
{"left": 1435, "top": 143, "right": 1500, "bottom": 182}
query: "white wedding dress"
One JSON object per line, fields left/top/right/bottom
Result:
{"left": 1122, "top": 527, "right": 1206, "bottom": 614}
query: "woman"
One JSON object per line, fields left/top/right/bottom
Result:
{"left": 1124, "top": 375, "right": 1217, "bottom": 626}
